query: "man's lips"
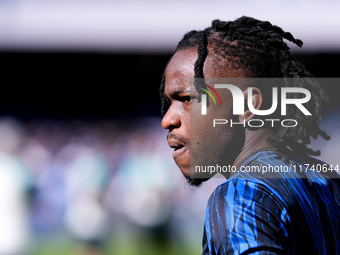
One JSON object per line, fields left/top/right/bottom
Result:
{"left": 168, "top": 139, "right": 187, "bottom": 158}
{"left": 167, "top": 134, "right": 189, "bottom": 158}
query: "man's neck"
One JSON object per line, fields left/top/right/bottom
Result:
{"left": 233, "top": 128, "right": 275, "bottom": 167}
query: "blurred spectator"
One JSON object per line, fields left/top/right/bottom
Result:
{"left": 19, "top": 121, "right": 69, "bottom": 235}
{"left": 0, "top": 118, "right": 33, "bottom": 255}
{"left": 57, "top": 131, "right": 110, "bottom": 255}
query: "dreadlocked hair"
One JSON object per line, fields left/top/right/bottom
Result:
{"left": 160, "top": 16, "right": 330, "bottom": 156}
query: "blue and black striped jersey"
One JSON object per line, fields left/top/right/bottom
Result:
{"left": 202, "top": 148, "right": 340, "bottom": 255}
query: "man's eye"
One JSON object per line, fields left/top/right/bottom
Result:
{"left": 177, "top": 95, "right": 197, "bottom": 104}
{"left": 182, "top": 96, "right": 191, "bottom": 103}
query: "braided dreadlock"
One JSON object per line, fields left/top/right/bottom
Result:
{"left": 160, "top": 16, "right": 330, "bottom": 156}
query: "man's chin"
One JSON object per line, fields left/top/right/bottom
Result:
{"left": 178, "top": 165, "right": 211, "bottom": 187}
{"left": 183, "top": 174, "right": 210, "bottom": 187}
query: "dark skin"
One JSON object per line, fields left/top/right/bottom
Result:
{"left": 162, "top": 47, "right": 275, "bottom": 186}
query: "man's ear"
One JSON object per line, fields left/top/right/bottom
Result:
{"left": 238, "top": 87, "right": 263, "bottom": 123}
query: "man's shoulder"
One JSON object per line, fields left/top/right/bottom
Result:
{"left": 204, "top": 170, "right": 290, "bottom": 255}
{"left": 204, "top": 148, "right": 340, "bottom": 255}
{"left": 207, "top": 175, "right": 285, "bottom": 212}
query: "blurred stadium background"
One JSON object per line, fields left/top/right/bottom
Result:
{"left": 0, "top": 1, "right": 339, "bottom": 254}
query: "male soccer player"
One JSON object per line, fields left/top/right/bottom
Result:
{"left": 160, "top": 16, "right": 340, "bottom": 254}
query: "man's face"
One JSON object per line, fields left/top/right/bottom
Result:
{"left": 162, "top": 48, "right": 245, "bottom": 186}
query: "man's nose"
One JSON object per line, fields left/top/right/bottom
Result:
{"left": 161, "top": 105, "right": 181, "bottom": 130}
